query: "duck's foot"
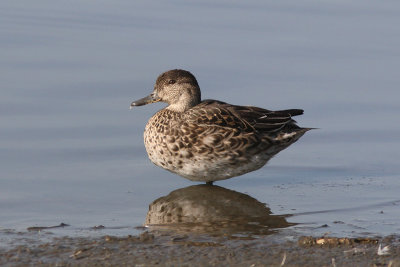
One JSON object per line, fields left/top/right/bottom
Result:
{"left": 206, "top": 181, "right": 214, "bottom": 186}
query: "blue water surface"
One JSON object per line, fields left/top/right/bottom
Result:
{"left": 1, "top": 0, "right": 399, "bottom": 242}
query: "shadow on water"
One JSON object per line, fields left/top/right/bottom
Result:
{"left": 145, "top": 185, "right": 294, "bottom": 236}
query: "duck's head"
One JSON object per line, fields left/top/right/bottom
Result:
{"left": 131, "top": 69, "right": 201, "bottom": 112}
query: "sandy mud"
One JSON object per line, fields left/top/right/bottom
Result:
{"left": 1, "top": 230, "right": 399, "bottom": 267}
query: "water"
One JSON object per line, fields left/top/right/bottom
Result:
{"left": 1, "top": 0, "right": 400, "bottom": 244}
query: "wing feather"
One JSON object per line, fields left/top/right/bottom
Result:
{"left": 185, "top": 100, "right": 303, "bottom": 134}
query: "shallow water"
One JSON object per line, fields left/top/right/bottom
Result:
{"left": 1, "top": 0, "right": 400, "bottom": 245}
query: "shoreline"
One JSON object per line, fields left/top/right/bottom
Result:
{"left": 1, "top": 230, "right": 399, "bottom": 266}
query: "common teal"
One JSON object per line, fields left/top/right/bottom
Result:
{"left": 131, "top": 69, "right": 310, "bottom": 184}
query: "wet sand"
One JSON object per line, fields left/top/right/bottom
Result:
{"left": 2, "top": 185, "right": 400, "bottom": 266}
{"left": 1, "top": 230, "right": 399, "bottom": 266}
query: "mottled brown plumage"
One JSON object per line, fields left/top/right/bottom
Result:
{"left": 131, "top": 69, "right": 310, "bottom": 183}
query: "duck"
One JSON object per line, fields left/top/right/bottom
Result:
{"left": 131, "top": 69, "right": 310, "bottom": 184}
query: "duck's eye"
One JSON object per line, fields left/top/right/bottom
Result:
{"left": 168, "top": 79, "right": 176, "bottom": 84}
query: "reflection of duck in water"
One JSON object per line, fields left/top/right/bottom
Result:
{"left": 146, "top": 185, "right": 293, "bottom": 236}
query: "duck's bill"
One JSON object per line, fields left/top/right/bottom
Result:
{"left": 130, "top": 93, "right": 161, "bottom": 109}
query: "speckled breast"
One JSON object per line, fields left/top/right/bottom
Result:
{"left": 144, "top": 109, "right": 187, "bottom": 171}
{"left": 143, "top": 109, "right": 273, "bottom": 182}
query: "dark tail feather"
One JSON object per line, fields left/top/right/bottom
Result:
{"left": 275, "top": 109, "right": 304, "bottom": 117}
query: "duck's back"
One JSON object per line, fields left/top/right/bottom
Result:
{"left": 143, "top": 100, "right": 309, "bottom": 182}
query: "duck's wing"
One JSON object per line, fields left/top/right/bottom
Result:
{"left": 186, "top": 99, "right": 303, "bottom": 134}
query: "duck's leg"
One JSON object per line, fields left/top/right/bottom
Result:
{"left": 206, "top": 181, "right": 214, "bottom": 186}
